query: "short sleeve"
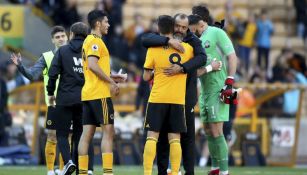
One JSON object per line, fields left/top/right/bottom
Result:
{"left": 87, "top": 38, "right": 102, "bottom": 59}
{"left": 216, "top": 28, "right": 235, "bottom": 56}
{"left": 144, "top": 48, "right": 154, "bottom": 70}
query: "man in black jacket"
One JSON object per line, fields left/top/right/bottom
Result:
{"left": 47, "top": 22, "right": 88, "bottom": 175}
{"left": 142, "top": 13, "right": 207, "bottom": 175}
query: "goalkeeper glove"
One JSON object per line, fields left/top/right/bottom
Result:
{"left": 220, "top": 88, "right": 240, "bottom": 105}
{"left": 220, "top": 76, "right": 238, "bottom": 104}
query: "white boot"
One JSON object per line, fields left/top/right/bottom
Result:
{"left": 54, "top": 168, "right": 61, "bottom": 175}
{"left": 199, "top": 157, "right": 208, "bottom": 167}
{"left": 166, "top": 168, "right": 182, "bottom": 175}
{"left": 47, "top": 170, "right": 55, "bottom": 175}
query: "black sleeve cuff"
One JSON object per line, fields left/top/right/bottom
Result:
{"left": 181, "top": 64, "right": 187, "bottom": 73}
{"left": 88, "top": 55, "right": 100, "bottom": 59}
{"left": 164, "top": 37, "right": 170, "bottom": 46}
{"left": 47, "top": 78, "right": 56, "bottom": 96}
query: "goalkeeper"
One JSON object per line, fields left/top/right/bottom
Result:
{"left": 192, "top": 6, "right": 238, "bottom": 175}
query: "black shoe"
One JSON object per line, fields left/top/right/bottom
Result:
{"left": 61, "top": 160, "right": 76, "bottom": 175}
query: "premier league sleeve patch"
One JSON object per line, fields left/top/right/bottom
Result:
{"left": 92, "top": 44, "right": 99, "bottom": 51}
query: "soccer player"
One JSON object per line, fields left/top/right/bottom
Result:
{"left": 192, "top": 5, "right": 238, "bottom": 175}
{"left": 142, "top": 13, "right": 221, "bottom": 175}
{"left": 10, "top": 26, "right": 67, "bottom": 175}
{"left": 142, "top": 15, "right": 195, "bottom": 175}
{"left": 77, "top": 10, "right": 125, "bottom": 175}
{"left": 47, "top": 22, "right": 89, "bottom": 175}
{"left": 142, "top": 13, "right": 205, "bottom": 175}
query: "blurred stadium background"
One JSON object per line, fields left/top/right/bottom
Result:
{"left": 0, "top": 0, "right": 307, "bottom": 174}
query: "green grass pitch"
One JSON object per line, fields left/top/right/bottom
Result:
{"left": 0, "top": 166, "right": 307, "bottom": 175}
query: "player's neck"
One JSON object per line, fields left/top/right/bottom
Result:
{"left": 200, "top": 23, "right": 209, "bottom": 36}
{"left": 204, "top": 23, "right": 208, "bottom": 30}
{"left": 91, "top": 29, "right": 102, "bottom": 37}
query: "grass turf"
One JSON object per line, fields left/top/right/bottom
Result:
{"left": 0, "top": 166, "right": 307, "bottom": 175}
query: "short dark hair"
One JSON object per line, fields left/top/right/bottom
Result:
{"left": 51, "top": 26, "right": 65, "bottom": 38}
{"left": 192, "top": 5, "right": 210, "bottom": 23}
{"left": 188, "top": 14, "right": 202, "bottom": 25}
{"left": 70, "top": 22, "right": 89, "bottom": 38}
{"left": 87, "top": 10, "right": 107, "bottom": 29}
{"left": 157, "top": 15, "right": 174, "bottom": 34}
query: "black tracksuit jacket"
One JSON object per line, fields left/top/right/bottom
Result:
{"left": 47, "top": 36, "right": 85, "bottom": 106}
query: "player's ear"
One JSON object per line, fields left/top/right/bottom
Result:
{"left": 51, "top": 37, "right": 55, "bottom": 44}
{"left": 95, "top": 20, "right": 101, "bottom": 28}
{"left": 69, "top": 32, "right": 74, "bottom": 40}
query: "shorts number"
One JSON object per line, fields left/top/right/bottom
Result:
{"left": 211, "top": 106, "right": 215, "bottom": 115}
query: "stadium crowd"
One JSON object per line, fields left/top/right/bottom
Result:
{"left": 2, "top": 0, "right": 306, "bottom": 115}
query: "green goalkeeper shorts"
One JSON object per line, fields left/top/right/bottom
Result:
{"left": 198, "top": 92, "right": 229, "bottom": 123}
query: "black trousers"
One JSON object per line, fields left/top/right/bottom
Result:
{"left": 157, "top": 104, "right": 195, "bottom": 175}
{"left": 56, "top": 104, "right": 83, "bottom": 173}
{"left": 257, "top": 46, "right": 270, "bottom": 72}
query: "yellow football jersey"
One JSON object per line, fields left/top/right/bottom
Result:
{"left": 144, "top": 43, "right": 194, "bottom": 104}
{"left": 81, "top": 34, "right": 111, "bottom": 101}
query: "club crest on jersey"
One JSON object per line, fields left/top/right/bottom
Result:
{"left": 92, "top": 44, "right": 99, "bottom": 51}
{"left": 47, "top": 120, "right": 52, "bottom": 125}
{"left": 204, "top": 40, "right": 210, "bottom": 48}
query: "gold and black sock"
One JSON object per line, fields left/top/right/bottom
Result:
{"left": 45, "top": 140, "right": 56, "bottom": 171}
{"left": 78, "top": 155, "right": 88, "bottom": 175}
{"left": 102, "top": 152, "right": 113, "bottom": 174}
{"left": 169, "top": 139, "right": 182, "bottom": 175}
{"left": 143, "top": 137, "right": 158, "bottom": 175}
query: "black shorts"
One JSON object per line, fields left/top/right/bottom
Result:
{"left": 82, "top": 98, "right": 114, "bottom": 126}
{"left": 45, "top": 106, "right": 59, "bottom": 130}
{"left": 144, "top": 103, "right": 186, "bottom": 133}
{"left": 54, "top": 104, "right": 83, "bottom": 132}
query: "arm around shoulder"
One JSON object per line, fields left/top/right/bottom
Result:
{"left": 182, "top": 37, "right": 207, "bottom": 73}
{"left": 141, "top": 32, "right": 169, "bottom": 48}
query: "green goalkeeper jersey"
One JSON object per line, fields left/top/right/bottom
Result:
{"left": 198, "top": 26, "right": 235, "bottom": 94}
